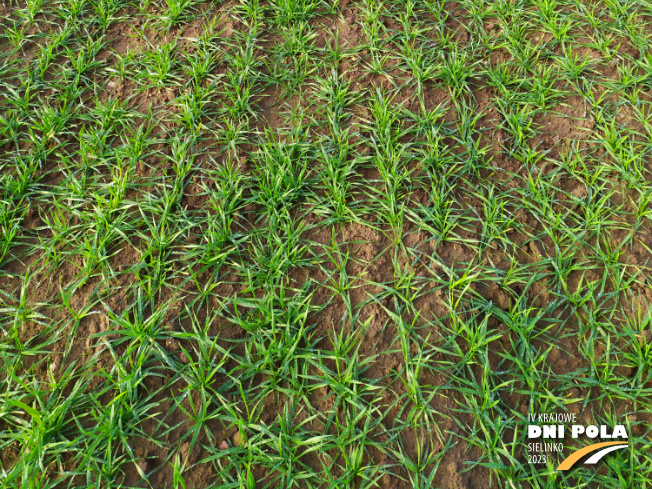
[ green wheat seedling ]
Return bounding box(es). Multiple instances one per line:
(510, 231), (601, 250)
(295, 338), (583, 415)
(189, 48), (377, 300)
(160, 0), (198, 31)
(1, 0), (651, 487)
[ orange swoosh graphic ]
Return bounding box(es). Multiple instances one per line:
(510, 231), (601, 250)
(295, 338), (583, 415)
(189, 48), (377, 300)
(556, 441), (628, 470)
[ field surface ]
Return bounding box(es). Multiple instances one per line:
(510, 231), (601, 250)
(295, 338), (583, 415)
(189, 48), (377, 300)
(1, 0), (652, 487)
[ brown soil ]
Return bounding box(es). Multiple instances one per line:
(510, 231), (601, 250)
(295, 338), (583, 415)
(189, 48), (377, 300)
(1, 1), (651, 488)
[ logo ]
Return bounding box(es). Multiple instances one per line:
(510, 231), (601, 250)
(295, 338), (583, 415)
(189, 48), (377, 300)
(526, 412), (629, 470)
(555, 441), (628, 470)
